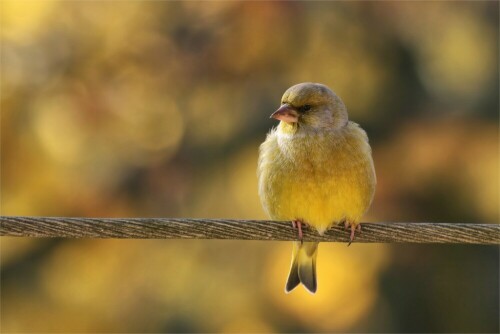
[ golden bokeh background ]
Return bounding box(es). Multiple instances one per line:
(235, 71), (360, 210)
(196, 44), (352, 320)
(1, 1), (498, 333)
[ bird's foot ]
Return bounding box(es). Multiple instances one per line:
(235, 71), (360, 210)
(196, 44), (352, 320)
(291, 220), (304, 243)
(347, 222), (361, 246)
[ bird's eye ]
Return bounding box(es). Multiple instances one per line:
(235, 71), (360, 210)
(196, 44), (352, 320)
(299, 105), (312, 113)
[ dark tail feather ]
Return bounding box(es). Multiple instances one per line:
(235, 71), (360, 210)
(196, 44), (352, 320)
(285, 241), (318, 294)
(285, 253), (300, 293)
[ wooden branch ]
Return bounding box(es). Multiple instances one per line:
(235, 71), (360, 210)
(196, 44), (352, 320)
(1, 216), (498, 244)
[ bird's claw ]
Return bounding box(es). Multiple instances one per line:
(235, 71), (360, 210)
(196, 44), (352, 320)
(292, 220), (304, 244)
(347, 222), (361, 246)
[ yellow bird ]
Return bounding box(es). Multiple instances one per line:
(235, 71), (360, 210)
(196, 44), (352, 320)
(258, 83), (376, 294)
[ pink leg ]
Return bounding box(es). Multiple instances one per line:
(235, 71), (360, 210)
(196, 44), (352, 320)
(348, 224), (356, 246)
(347, 222), (362, 246)
(297, 221), (303, 241)
(292, 220), (304, 242)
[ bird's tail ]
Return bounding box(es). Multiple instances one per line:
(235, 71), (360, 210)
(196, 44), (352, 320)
(285, 241), (318, 294)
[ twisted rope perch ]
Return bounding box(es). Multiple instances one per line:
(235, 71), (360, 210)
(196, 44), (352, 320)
(1, 216), (498, 244)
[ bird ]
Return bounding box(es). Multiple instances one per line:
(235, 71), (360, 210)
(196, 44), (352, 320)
(257, 82), (376, 294)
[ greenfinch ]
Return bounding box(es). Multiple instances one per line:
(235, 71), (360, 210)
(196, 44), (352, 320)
(258, 83), (376, 294)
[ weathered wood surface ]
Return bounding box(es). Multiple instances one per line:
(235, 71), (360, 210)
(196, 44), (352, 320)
(1, 216), (498, 244)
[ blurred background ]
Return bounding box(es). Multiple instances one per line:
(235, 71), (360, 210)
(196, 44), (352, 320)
(1, 1), (498, 333)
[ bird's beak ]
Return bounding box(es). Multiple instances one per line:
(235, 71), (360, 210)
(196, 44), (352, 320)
(270, 104), (299, 123)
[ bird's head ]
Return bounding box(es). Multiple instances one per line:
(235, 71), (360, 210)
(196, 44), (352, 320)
(271, 83), (348, 132)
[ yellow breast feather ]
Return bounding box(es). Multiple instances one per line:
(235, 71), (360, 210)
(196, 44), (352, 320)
(258, 121), (375, 234)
